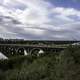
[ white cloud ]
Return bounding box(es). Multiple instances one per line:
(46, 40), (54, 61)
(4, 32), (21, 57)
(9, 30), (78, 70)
(52, 7), (80, 17)
(0, 0), (80, 40)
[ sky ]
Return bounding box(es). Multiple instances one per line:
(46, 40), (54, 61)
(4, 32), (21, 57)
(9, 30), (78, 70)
(0, 0), (80, 40)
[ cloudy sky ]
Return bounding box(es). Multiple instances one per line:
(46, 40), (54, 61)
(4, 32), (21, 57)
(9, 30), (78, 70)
(0, 0), (80, 40)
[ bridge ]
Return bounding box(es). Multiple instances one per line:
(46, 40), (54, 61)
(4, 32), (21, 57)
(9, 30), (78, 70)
(0, 44), (68, 58)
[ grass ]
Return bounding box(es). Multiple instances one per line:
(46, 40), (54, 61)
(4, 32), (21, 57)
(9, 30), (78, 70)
(0, 45), (80, 80)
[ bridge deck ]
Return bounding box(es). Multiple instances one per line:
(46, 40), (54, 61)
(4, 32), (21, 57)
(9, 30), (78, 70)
(0, 44), (69, 48)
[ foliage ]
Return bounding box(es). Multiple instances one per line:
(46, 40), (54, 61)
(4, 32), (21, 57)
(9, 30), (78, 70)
(0, 45), (80, 80)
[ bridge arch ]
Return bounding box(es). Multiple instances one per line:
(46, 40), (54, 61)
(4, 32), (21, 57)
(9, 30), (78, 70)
(8, 47), (17, 56)
(17, 48), (28, 55)
(30, 48), (44, 56)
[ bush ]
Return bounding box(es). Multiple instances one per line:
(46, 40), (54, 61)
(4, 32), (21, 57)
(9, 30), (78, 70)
(1, 46), (80, 80)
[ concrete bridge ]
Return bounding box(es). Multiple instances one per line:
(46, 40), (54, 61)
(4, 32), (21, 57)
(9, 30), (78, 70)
(0, 44), (68, 57)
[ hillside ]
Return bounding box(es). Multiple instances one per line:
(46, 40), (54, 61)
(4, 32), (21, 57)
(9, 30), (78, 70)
(0, 45), (80, 80)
